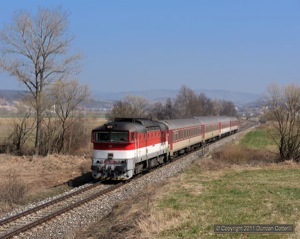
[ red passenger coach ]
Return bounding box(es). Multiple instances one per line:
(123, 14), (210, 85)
(160, 119), (203, 158)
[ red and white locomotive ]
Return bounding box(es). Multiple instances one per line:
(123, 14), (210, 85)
(91, 116), (239, 180)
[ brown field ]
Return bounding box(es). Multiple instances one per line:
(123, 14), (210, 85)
(0, 116), (107, 145)
(0, 116), (107, 213)
(0, 154), (91, 214)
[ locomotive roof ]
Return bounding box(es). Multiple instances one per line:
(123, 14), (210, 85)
(92, 118), (167, 133)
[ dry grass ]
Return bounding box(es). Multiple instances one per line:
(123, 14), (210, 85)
(137, 208), (192, 239)
(0, 116), (108, 154)
(0, 116), (106, 213)
(0, 170), (27, 206)
(194, 144), (278, 174)
(0, 154), (91, 214)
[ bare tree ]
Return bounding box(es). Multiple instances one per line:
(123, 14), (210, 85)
(220, 100), (237, 116)
(48, 80), (89, 153)
(0, 7), (80, 155)
(164, 98), (175, 119)
(149, 101), (164, 120)
(8, 102), (35, 154)
(174, 85), (199, 118)
(264, 83), (300, 162)
(107, 95), (150, 120)
(150, 98), (175, 120)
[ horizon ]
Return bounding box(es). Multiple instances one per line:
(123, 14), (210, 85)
(0, 1), (299, 95)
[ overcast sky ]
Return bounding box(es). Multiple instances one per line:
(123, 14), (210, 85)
(0, 0), (299, 94)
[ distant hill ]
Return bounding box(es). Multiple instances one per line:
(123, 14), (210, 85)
(92, 89), (261, 108)
(0, 89), (261, 110)
(0, 90), (26, 102)
(0, 89), (114, 111)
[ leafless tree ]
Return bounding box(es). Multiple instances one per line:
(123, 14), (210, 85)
(47, 80), (89, 153)
(0, 7), (80, 155)
(8, 102), (35, 154)
(197, 93), (210, 116)
(107, 95), (150, 120)
(174, 85), (199, 118)
(150, 98), (175, 120)
(220, 100), (237, 116)
(264, 83), (300, 162)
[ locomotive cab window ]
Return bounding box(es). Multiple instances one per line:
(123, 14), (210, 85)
(94, 131), (128, 142)
(112, 132), (128, 142)
(94, 132), (109, 142)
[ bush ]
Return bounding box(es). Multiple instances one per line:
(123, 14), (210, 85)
(197, 144), (278, 172)
(0, 170), (27, 206)
(213, 144), (276, 165)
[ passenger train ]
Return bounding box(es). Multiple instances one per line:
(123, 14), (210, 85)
(91, 116), (239, 180)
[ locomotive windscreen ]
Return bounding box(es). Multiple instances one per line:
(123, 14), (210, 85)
(94, 131), (128, 142)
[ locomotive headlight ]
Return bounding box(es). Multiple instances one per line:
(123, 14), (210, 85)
(95, 160), (104, 164)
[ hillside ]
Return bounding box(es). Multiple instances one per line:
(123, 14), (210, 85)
(0, 90), (25, 103)
(92, 89), (260, 108)
(0, 88), (261, 110)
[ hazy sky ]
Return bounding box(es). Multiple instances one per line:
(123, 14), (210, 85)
(0, 0), (299, 94)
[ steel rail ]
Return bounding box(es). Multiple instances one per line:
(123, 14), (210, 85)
(0, 183), (100, 227)
(0, 183), (122, 239)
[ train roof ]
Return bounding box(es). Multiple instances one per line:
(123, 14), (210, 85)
(160, 118), (201, 130)
(161, 116), (238, 130)
(92, 118), (167, 133)
(193, 116), (237, 123)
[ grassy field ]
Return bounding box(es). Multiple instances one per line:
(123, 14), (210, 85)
(239, 125), (277, 151)
(148, 166), (300, 239)
(135, 125), (299, 239)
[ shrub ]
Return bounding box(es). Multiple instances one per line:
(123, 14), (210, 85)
(213, 144), (276, 165)
(0, 170), (27, 206)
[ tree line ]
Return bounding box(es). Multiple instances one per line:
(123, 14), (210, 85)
(107, 85), (237, 120)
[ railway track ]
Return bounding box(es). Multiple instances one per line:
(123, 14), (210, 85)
(0, 122), (256, 238)
(0, 183), (122, 239)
